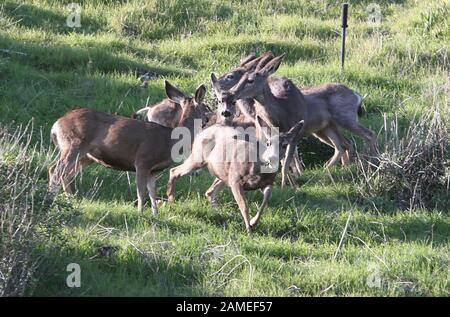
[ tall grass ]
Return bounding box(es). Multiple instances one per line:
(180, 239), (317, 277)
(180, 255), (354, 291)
(0, 122), (73, 296)
(0, 0), (449, 296)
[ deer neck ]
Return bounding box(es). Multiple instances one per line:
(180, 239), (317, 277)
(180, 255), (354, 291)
(176, 107), (203, 145)
(236, 99), (256, 123)
(252, 82), (282, 129)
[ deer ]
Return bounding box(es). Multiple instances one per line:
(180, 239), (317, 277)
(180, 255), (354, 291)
(212, 53), (378, 186)
(130, 52), (269, 127)
(166, 114), (304, 234)
(131, 94), (213, 128)
(132, 52), (305, 181)
(48, 81), (209, 215)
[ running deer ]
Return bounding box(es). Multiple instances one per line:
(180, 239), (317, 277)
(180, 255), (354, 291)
(213, 53), (378, 186)
(48, 81), (209, 215)
(166, 115), (304, 234)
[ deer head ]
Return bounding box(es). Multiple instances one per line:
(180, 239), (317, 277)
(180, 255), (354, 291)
(213, 51), (274, 90)
(212, 53), (285, 122)
(232, 53), (285, 101)
(164, 80), (210, 128)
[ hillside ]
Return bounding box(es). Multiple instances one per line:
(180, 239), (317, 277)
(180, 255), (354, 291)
(0, 0), (449, 296)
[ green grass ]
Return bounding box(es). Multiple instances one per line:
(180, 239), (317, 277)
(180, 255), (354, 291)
(0, 0), (449, 296)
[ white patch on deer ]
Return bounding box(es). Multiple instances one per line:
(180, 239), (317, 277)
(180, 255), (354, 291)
(354, 92), (362, 107)
(51, 121), (61, 143)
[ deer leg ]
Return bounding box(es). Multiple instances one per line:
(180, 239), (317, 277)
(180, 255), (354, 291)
(135, 167), (148, 213)
(341, 122), (379, 158)
(51, 150), (89, 195)
(147, 173), (158, 216)
(62, 157), (93, 194)
(293, 146), (304, 175)
(167, 156), (205, 202)
(321, 127), (345, 168)
(313, 129), (351, 167)
(48, 163), (57, 190)
(281, 143), (295, 188)
(205, 178), (224, 209)
(288, 147), (303, 178)
(312, 131), (336, 167)
(49, 153), (72, 194)
(249, 185), (272, 228)
(287, 173), (295, 187)
(230, 183), (251, 235)
(289, 160), (299, 177)
(341, 137), (354, 165)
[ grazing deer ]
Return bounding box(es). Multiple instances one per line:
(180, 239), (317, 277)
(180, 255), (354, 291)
(48, 81), (209, 215)
(166, 115), (304, 234)
(213, 53), (378, 186)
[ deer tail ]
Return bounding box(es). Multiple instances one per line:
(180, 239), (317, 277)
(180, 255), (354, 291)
(356, 93), (365, 117)
(132, 107), (150, 120)
(50, 121), (59, 147)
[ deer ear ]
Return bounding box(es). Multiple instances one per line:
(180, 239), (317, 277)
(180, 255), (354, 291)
(194, 84), (206, 104)
(239, 53), (257, 66)
(242, 51), (273, 72)
(211, 73), (221, 96)
(165, 80), (186, 104)
(258, 53), (285, 76)
(230, 72), (248, 95)
(286, 120), (304, 142)
(254, 51), (274, 72)
(256, 115), (273, 140)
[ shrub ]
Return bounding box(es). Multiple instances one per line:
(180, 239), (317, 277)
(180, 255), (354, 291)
(357, 100), (449, 210)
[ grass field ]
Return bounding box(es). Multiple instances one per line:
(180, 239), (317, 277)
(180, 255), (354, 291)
(0, 0), (449, 296)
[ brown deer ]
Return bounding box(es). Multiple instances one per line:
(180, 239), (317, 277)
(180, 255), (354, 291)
(130, 52), (269, 127)
(48, 81), (209, 215)
(132, 52), (304, 181)
(166, 115), (304, 234)
(132, 95), (213, 128)
(213, 53), (378, 186)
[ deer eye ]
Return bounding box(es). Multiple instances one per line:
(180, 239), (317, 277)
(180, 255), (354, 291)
(247, 78), (254, 84)
(226, 74), (234, 79)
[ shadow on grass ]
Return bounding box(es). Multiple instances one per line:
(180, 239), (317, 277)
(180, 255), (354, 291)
(1, 1), (106, 35)
(0, 33), (190, 76)
(31, 243), (206, 296)
(208, 38), (329, 65)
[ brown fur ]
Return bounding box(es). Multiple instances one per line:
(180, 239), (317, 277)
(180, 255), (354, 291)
(49, 81), (209, 215)
(215, 53), (378, 186)
(166, 118), (304, 234)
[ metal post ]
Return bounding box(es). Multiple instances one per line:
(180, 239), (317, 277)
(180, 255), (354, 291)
(341, 3), (348, 69)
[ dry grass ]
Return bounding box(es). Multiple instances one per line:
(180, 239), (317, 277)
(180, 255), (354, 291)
(0, 123), (73, 296)
(357, 88), (449, 210)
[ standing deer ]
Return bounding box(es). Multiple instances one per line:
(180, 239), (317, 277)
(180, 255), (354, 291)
(132, 52), (304, 181)
(210, 52), (306, 178)
(166, 115), (304, 234)
(213, 53), (378, 186)
(132, 95), (213, 128)
(48, 81), (209, 215)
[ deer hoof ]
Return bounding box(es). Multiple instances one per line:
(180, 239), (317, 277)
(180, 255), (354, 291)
(249, 217), (259, 227)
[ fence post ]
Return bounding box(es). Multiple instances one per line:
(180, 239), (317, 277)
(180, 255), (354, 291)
(341, 3), (349, 69)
